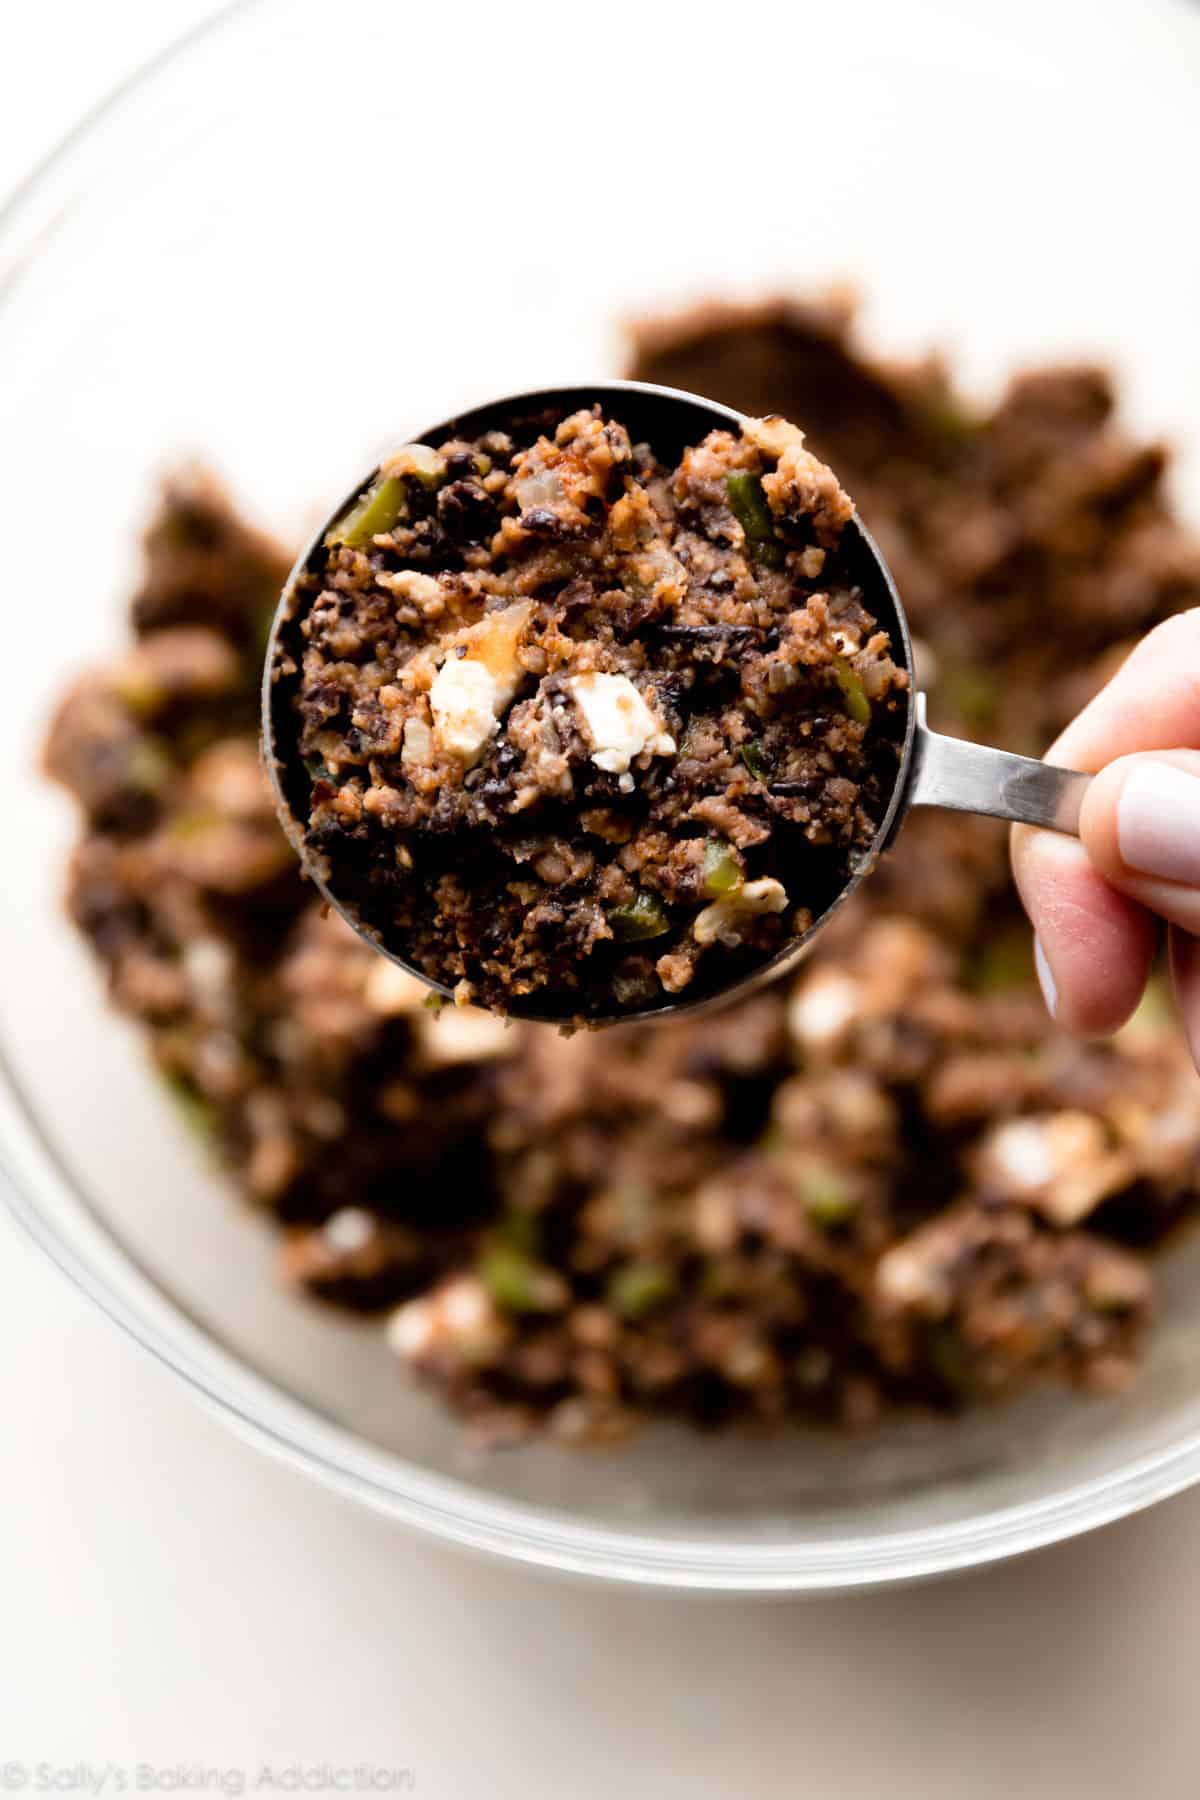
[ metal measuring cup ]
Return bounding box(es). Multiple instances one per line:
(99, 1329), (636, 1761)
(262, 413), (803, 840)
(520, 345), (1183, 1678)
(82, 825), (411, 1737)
(263, 381), (1088, 1025)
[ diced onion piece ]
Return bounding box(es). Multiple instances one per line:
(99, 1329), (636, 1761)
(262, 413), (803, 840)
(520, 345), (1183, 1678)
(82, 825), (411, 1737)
(694, 877), (787, 947)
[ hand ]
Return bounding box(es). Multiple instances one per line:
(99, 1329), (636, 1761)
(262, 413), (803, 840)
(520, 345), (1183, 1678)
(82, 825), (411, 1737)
(1011, 611), (1200, 1066)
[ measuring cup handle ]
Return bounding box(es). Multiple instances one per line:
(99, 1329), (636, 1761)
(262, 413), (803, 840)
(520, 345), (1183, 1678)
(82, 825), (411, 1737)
(907, 695), (1091, 835)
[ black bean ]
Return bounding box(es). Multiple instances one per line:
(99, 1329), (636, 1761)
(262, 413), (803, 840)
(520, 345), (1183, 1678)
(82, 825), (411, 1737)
(520, 507), (567, 537)
(437, 480), (497, 544)
(655, 623), (760, 644)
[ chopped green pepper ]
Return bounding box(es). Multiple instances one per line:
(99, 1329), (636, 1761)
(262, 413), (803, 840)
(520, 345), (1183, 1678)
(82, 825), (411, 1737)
(253, 610), (276, 660)
(607, 1183), (653, 1243)
(387, 443), (446, 487)
(943, 666), (998, 731)
(702, 838), (743, 898)
(325, 475), (409, 549)
(725, 471), (785, 568)
(699, 1259), (739, 1300)
(479, 1242), (563, 1313)
(163, 1074), (219, 1144)
(798, 1162), (857, 1227)
(923, 1322), (977, 1398)
(497, 1206), (541, 1257)
(740, 741), (769, 782)
(125, 739), (173, 794)
(607, 1260), (677, 1321)
(609, 892), (671, 942)
(919, 390), (981, 453)
(968, 929), (1033, 993)
(167, 806), (221, 840)
(792, 1346), (834, 1389)
(833, 655), (872, 726)
(112, 667), (165, 720)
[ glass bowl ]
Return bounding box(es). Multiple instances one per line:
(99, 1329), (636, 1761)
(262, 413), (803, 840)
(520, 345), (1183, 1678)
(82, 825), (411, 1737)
(3, 0), (1200, 1592)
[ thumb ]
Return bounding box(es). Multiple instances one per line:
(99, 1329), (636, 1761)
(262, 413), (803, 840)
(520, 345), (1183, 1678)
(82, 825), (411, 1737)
(1011, 613), (1200, 1038)
(1079, 750), (1200, 935)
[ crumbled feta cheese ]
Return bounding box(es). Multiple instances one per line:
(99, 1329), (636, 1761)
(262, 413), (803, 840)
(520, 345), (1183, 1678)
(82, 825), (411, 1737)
(978, 1111), (1135, 1227)
(875, 1244), (944, 1310)
(986, 1118), (1059, 1194)
(743, 414), (808, 459)
(693, 877), (788, 947)
(421, 1009), (510, 1065)
(182, 937), (233, 1002)
(383, 569), (443, 608)
(443, 1277), (494, 1336)
(387, 1295), (438, 1358)
(400, 714), (434, 768)
(387, 1274), (505, 1362)
(1040, 1155), (1136, 1227)
(1140, 1093), (1200, 1170)
(787, 969), (861, 1050)
(692, 1179), (738, 1252)
(429, 602), (532, 763)
(722, 1338), (775, 1387)
(568, 672), (676, 776)
(430, 657), (503, 761)
(661, 1079), (721, 1129)
(364, 957), (428, 1015)
(322, 1207), (375, 1253)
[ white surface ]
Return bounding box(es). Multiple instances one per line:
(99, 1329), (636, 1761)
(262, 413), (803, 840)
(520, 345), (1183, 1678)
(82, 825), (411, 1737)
(5, 0), (1200, 1790)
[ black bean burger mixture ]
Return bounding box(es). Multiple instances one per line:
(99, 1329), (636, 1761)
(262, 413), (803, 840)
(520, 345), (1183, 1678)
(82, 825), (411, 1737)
(44, 295), (1200, 1445)
(276, 411), (907, 1019)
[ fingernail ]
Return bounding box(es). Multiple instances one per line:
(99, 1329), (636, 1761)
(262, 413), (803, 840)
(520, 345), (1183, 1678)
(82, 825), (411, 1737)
(1034, 936), (1057, 1019)
(1118, 763), (1200, 886)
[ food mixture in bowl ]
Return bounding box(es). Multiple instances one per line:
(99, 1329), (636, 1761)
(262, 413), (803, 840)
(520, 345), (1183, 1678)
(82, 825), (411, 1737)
(276, 410), (907, 1019)
(44, 295), (1200, 1445)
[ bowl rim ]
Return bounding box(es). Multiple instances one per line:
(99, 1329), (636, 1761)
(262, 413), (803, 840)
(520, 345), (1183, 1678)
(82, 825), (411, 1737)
(4, 0), (1200, 1593)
